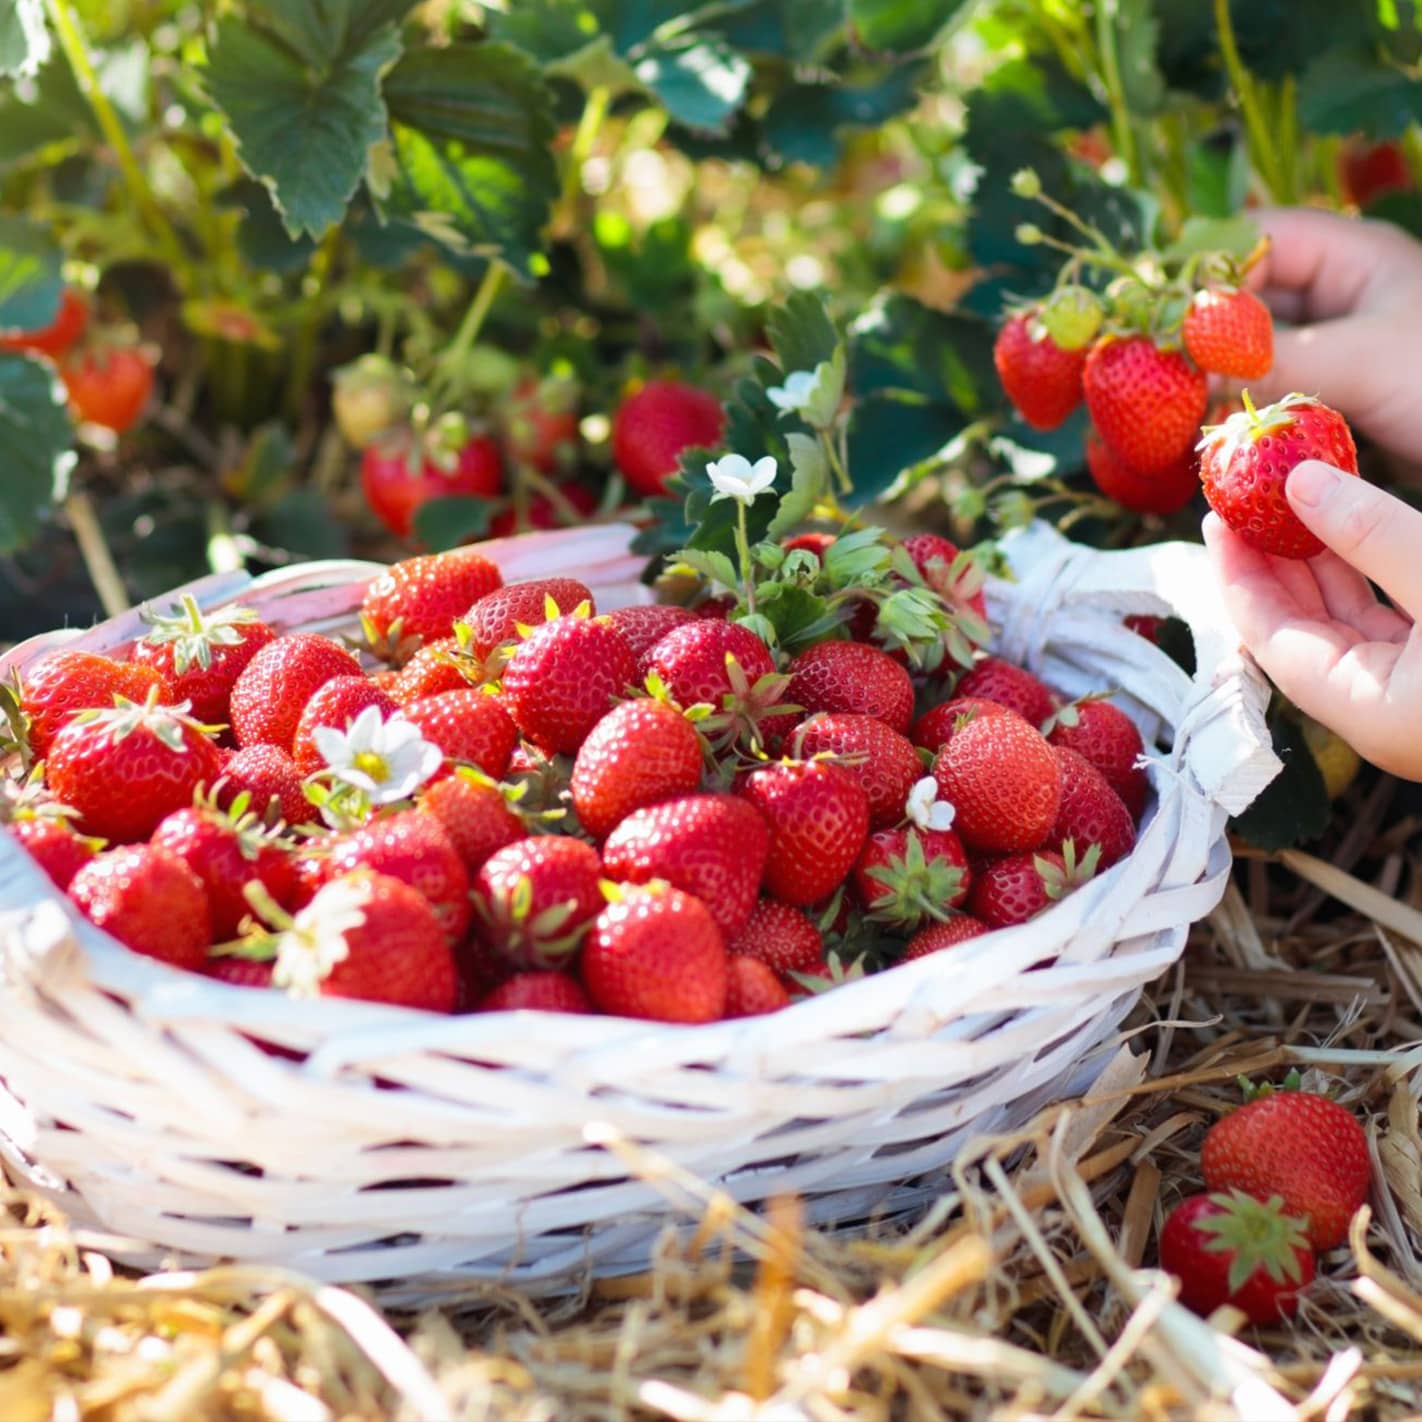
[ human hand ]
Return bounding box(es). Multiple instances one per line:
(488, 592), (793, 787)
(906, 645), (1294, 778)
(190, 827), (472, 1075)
(1245, 208), (1422, 475)
(1203, 460), (1422, 780)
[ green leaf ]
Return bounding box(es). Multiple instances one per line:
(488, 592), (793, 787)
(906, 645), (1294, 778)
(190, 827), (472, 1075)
(716, 0), (845, 59)
(0, 354), (74, 553)
(1162, 214), (1260, 263)
(845, 395), (964, 504)
(754, 582), (837, 651)
(766, 431), (827, 539)
(849, 0), (967, 52)
(634, 35), (751, 131)
(762, 64), (925, 167)
(252, 487), (351, 561)
(219, 179), (318, 274)
(1297, 47), (1422, 137)
(411, 494), (492, 552)
(0, 0), (48, 79)
(1185, 133), (1249, 218)
(674, 546), (740, 589)
(1114, 0), (1165, 117)
(381, 43), (559, 277)
(767, 291), (839, 378)
(1230, 714), (1330, 850)
(0, 216), (62, 333)
(850, 295), (997, 412)
(205, 0), (412, 239)
(490, 0), (603, 62)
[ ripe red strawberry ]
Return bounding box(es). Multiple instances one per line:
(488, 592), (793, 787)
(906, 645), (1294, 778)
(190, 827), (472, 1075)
(19, 650), (171, 759)
(69, 843), (211, 969)
(1339, 139), (1411, 207)
(229, 633), (362, 751)
(787, 640), (915, 734)
(739, 761), (869, 908)
(478, 971), (593, 1014)
(360, 430), (502, 541)
(1049, 746), (1136, 868)
(725, 956), (790, 1017)
(570, 698), (704, 839)
(601, 793), (768, 939)
(216, 744), (311, 827)
(727, 898), (824, 981)
(417, 771), (523, 873)
(1182, 287), (1274, 381)
(270, 871), (456, 1012)
(133, 598), (276, 726)
(932, 714), (1062, 854)
(1201, 1090), (1370, 1251)
(902, 915), (989, 961)
(1198, 394), (1359, 560)
(473, 835), (604, 968)
(8, 817), (98, 891)
(1159, 1192), (1315, 1324)
(325, 810), (471, 944)
(47, 695), (222, 843)
(400, 688), (519, 781)
(362, 548), (503, 652)
(1085, 426), (1200, 516)
(854, 826), (969, 925)
(900, 533), (988, 618)
(151, 802), (295, 939)
(1046, 698), (1149, 820)
(389, 637), (489, 704)
(488, 481), (599, 537)
(500, 613), (638, 755)
(781, 531), (836, 557)
(605, 603), (697, 669)
(910, 696), (1013, 754)
(1083, 336), (1208, 474)
(612, 379), (726, 497)
(993, 311), (1086, 431)
(791, 713), (919, 829)
(581, 882), (728, 1023)
(291, 677), (399, 775)
(968, 848), (1089, 928)
(644, 619), (776, 709)
(0, 286), (88, 358)
(954, 658), (1056, 727)
(453, 932), (510, 1010)
(1124, 613), (1163, 644)
(461, 577), (594, 659)
(205, 955), (275, 989)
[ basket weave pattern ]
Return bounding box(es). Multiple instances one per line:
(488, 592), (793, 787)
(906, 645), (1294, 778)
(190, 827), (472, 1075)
(0, 522), (1278, 1299)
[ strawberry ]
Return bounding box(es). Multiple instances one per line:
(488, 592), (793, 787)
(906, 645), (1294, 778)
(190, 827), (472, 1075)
(781, 531), (837, 557)
(967, 842), (1097, 928)
(739, 761), (869, 908)
(478, 971), (593, 1014)
(581, 882), (728, 1023)
(205, 955), (275, 989)
(853, 826), (969, 925)
(360, 430), (502, 541)
(215, 744), (311, 827)
(69, 843), (211, 969)
(229, 633), (362, 752)
(269, 871), (457, 1012)
(787, 640), (915, 734)
(1200, 1090), (1370, 1251)
(151, 800), (295, 939)
(400, 689), (519, 781)
(453, 932), (511, 1010)
(18, 650), (171, 759)
(644, 619), (776, 709)
(0, 286), (88, 358)
(500, 612), (638, 755)
(133, 598), (276, 726)
(1198, 394), (1359, 560)
(954, 658), (1057, 727)
(389, 638), (489, 704)
(570, 698), (704, 840)
(1159, 1192), (1315, 1324)
(1124, 613), (1163, 644)
(417, 770), (524, 873)
(488, 481), (599, 538)
(727, 899), (824, 981)
(604, 603), (697, 669)
(461, 578), (594, 659)
(504, 375), (580, 474)
(1045, 698), (1148, 821)
(1339, 139), (1411, 207)
(473, 835), (604, 969)
(1085, 426), (1200, 516)
(325, 810), (471, 944)
(1049, 746), (1136, 868)
(291, 676), (399, 775)
(362, 548), (503, 654)
(790, 712), (920, 829)
(601, 793), (768, 939)
(900, 532), (988, 619)
(725, 956), (790, 1017)
(1083, 336), (1208, 475)
(8, 817), (98, 891)
(932, 713), (1062, 854)
(47, 694), (222, 843)
(902, 915), (989, 961)
(993, 311), (1086, 430)
(612, 380), (726, 498)
(910, 696), (1013, 754)
(1182, 287), (1273, 381)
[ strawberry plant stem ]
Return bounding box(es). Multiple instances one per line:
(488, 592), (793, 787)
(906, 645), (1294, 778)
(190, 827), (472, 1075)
(437, 261), (507, 401)
(1093, 0), (1140, 186)
(734, 502), (756, 616)
(1213, 0), (1284, 200)
(562, 85), (610, 211)
(63, 489), (129, 618)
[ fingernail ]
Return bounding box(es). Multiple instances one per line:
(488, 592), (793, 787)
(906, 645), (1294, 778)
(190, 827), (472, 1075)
(1287, 461), (1339, 508)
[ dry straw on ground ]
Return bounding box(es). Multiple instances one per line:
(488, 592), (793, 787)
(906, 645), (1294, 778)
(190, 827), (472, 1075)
(1, 810), (1420, 1421)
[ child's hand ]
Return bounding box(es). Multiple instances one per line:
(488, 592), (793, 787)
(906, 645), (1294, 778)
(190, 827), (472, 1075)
(1203, 461), (1422, 780)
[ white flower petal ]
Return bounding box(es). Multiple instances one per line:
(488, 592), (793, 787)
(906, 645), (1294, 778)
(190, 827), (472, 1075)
(273, 876), (369, 997)
(906, 775), (954, 833)
(311, 724), (354, 770)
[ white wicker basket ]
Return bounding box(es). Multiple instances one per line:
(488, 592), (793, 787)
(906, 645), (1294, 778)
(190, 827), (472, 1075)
(0, 521), (1278, 1301)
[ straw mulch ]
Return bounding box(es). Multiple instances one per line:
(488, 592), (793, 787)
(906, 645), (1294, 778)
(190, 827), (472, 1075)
(3, 798), (1421, 1420)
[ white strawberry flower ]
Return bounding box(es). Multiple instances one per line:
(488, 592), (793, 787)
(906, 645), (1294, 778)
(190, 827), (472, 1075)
(272, 876), (371, 997)
(765, 349), (845, 429)
(906, 776), (956, 833)
(766, 368), (819, 414)
(706, 452), (778, 506)
(311, 705), (441, 804)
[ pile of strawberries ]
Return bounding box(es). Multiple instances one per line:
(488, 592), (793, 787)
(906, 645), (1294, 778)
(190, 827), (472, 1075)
(2, 532), (1152, 1024)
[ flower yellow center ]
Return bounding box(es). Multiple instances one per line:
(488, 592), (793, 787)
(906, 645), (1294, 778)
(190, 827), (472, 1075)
(353, 750), (389, 782)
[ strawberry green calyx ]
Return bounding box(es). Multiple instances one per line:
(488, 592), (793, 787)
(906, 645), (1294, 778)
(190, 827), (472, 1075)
(1038, 839), (1102, 900)
(1236, 1069), (1304, 1103)
(140, 595), (261, 675)
(863, 829), (966, 928)
(1198, 1190), (1311, 1294)
(70, 688), (219, 754)
(1198, 390), (1313, 453)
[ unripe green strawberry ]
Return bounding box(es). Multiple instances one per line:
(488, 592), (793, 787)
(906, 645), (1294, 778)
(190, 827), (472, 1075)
(331, 355), (416, 450)
(1040, 284), (1103, 351)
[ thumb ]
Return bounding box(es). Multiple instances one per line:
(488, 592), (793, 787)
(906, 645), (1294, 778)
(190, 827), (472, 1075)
(1287, 461), (1422, 617)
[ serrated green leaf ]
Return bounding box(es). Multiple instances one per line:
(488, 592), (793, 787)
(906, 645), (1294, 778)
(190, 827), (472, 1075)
(1297, 47), (1422, 136)
(0, 354), (74, 553)
(488, 0), (603, 63)
(634, 35), (750, 131)
(0, 216), (62, 333)
(675, 546), (740, 589)
(849, 0), (967, 52)
(767, 291), (839, 378)
(754, 582), (837, 652)
(845, 395), (964, 503)
(0, 0), (48, 80)
(1162, 214), (1260, 263)
(766, 431), (827, 539)
(410, 494), (492, 552)
(762, 63), (925, 167)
